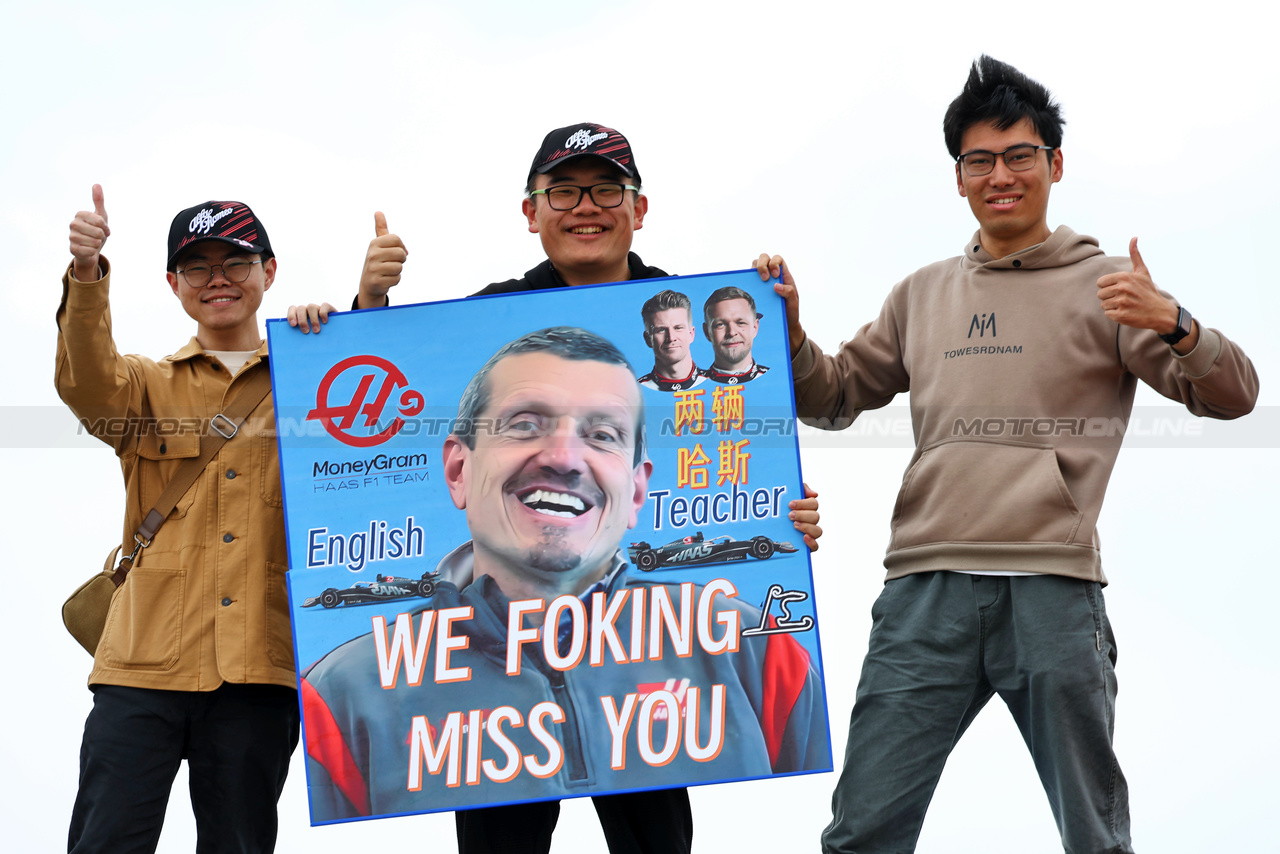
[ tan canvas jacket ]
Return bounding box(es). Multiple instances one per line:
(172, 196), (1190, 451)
(56, 259), (295, 691)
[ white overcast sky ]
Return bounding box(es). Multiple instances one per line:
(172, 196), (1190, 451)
(2, 2), (1276, 852)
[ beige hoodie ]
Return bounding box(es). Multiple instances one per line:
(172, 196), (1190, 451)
(793, 227), (1258, 583)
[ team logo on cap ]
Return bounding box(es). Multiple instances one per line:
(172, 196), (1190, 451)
(189, 207), (235, 235)
(565, 129), (609, 151)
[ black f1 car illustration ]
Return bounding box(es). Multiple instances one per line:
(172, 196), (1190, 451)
(301, 571), (439, 608)
(627, 531), (797, 571)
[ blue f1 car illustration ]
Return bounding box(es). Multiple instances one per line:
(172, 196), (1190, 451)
(302, 571), (439, 608)
(626, 531), (797, 571)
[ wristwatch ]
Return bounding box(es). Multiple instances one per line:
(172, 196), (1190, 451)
(1159, 305), (1193, 345)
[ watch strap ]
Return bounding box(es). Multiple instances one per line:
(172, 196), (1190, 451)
(1159, 305), (1192, 345)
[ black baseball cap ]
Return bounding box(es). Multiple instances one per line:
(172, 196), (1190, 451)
(166, 201), (274, 270)
(528, 123), (641, 184)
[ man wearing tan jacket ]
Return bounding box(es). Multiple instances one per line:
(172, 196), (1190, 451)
(761, 57), (1259, 853)
(58, 187), (328, 853)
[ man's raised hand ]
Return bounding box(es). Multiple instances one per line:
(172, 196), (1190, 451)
(70, 184), (111, 282)
(755, 253), (805, 357)
(1096, 238), (1178, 332)
(357, 211), (408, 309)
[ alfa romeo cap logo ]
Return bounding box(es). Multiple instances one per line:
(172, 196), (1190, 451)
(307, 355), (425, 447)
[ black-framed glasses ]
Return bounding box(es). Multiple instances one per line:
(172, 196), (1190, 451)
(528, 183), (639, 211)
(178, 258), (262, 287)
(957, 145), (1055, 176)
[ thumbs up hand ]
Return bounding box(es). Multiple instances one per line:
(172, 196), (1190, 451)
(70, 184), (111, 281)
(357, 211), (408, 309)
(1095, 237), (1180, 335)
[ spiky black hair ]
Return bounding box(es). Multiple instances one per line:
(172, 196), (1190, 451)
(943, 55), (1064, 158)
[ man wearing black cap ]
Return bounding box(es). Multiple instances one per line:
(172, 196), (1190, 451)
(58, 186), (329, 853)
(351, 123), (662, 309)
(322, 124), (822, 854)
(350, 122), (688, 854)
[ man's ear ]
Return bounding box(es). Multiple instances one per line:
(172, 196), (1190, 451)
(441, 435), (470, 510)
(167, 271), (180, 297)
(626, 459), (654, 529)
(642, 329), (652, 348)
(632, 193), (648, 231)
(956, 163), (967, 198)
(1051, 148), (1064, 184)
(262, 257), (278, 292)
(523, 197), (539, 234)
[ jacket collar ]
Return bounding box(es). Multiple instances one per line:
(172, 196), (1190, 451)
(435, 540), (629, 596)
(169, 336), (270, 363)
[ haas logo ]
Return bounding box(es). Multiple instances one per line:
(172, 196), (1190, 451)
(307, 355), (425, 447)
(674, 544), (713, 561)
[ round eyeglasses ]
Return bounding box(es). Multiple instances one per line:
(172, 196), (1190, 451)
(177, 258), (262, 287)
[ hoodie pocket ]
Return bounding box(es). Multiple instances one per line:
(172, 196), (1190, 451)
(890, 439), (1083, 549)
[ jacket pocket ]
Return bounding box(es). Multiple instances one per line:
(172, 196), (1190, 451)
(890, 439), (1083, 549)
(100, 564), (186, 670)
(136, 430), (200, 520)
(265, 562), (295, 668)
(254, 433), (283, 508)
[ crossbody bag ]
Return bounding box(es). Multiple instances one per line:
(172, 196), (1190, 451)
(61, 368), (273, 655)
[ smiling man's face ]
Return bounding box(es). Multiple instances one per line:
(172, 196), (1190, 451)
(956, 116), (1063, 259)
(522, 159), (647, 287)
(167, 240), (275, 350)
(443, 351), (651, 598)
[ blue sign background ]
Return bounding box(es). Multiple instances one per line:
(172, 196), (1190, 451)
(268, 269), (831, 824)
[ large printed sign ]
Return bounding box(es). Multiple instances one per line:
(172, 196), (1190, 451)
(267, 270), (832, 825)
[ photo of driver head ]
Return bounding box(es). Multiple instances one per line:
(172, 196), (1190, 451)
(637, 289), (705, 392)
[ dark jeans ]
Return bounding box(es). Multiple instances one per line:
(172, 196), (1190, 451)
(68, 683), (300, 854)
(822, 572), (1134, 854)
(455, 788), (693, 854)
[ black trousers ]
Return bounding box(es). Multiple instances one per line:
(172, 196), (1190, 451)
(455, 789), (694, 854)
(68, 683), (300, 854)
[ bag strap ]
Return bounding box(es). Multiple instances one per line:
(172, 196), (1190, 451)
(112, 365), (273, 585)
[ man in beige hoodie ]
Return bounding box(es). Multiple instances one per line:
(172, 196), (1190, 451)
(760, 56), (1258, 853)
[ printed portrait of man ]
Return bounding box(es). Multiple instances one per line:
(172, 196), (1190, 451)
(702, 286), (770, 384)
(637, 289), (706, 392)
(300, 327), (826, 822)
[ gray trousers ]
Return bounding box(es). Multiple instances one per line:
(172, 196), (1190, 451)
(822, 572), (1134, 854)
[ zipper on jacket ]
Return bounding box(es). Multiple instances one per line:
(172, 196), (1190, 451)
(546, 667), (589, 783)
